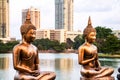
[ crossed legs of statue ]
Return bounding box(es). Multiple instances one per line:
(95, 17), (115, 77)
(81, 67), (114, 78)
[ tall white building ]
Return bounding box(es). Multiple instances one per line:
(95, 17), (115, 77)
(0, 0), (9, 38)
(22, 7), (40, 29)
(55, 0), (73, 31)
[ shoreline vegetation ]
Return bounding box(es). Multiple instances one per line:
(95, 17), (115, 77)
(98, 53), (120, 58)
(1, 50), (120, 58)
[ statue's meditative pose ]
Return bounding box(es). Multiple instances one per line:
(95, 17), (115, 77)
(78, 17), (114, 79)
(13, 10), (56, 80)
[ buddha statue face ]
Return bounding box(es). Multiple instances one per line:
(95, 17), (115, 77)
(20, 23), (36, 43)
(86, 31), (96, 43)
(24, 28), (36, 43)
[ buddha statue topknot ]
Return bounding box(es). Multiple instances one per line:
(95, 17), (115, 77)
(13, 10), (56, 80)
(78, 16), (114, 80)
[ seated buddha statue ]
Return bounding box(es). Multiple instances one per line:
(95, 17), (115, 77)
(78, 16), (114, 79)
(13, 10), (56, 80)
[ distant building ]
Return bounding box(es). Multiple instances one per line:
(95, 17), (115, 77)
(0, 0), (9, 38)
(55, 0), (73, 31)
(36, 29), (82, 43)
(50, 29), (65, 43)
(22, 7), (40, 29)
(36, 29), (50, 39)
(36, 29), (65, 43)
(0, 37), (17, 43)
(66, 31), (82, 41)
(113, 30), (120, 39)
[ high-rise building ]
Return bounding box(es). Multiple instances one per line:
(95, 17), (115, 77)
(22, 7), (40, 29)
(55, 0), (73, 31)
(0, 0), (9, 38)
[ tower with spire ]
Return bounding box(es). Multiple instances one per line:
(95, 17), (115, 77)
(55, 0), (73, 31)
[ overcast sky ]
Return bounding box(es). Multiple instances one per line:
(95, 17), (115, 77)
(10, 0), (120, 39)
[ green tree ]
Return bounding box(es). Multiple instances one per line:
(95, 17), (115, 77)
(73, 35), (84, 49)
(101, 35), (120, 54)
(95, 26), (113, 52)
(95, 26), (112, 39)
(95, 26), (120, 54)
(0, 41), (19, 53)
(66, 38), (73, 49)
(33, 38), (66, 52)
(33, 38), (51, 50)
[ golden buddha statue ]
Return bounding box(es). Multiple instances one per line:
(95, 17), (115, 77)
(78, 16), (114, 80)
(13, 10), (56, 80)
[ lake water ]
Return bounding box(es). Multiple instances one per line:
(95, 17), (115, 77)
(0, 53), (119, 80)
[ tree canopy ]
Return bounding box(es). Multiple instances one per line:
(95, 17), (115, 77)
(95, 26), (120, 54)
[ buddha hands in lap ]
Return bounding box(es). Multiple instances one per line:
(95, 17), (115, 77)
(78, 17), (114, 78)
(13, 10), (56, 80)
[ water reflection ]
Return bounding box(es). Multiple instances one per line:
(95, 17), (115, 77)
(100, 59), (119, 68)
(0, 53), (120, 80)
(0, 57), (9, 70)
(0, 54), (16, 80)
(40, 58), (75, 80)
(55, 58), (73, 71)
(100, 58), (119, 80)
(55, 58), (75, 80)
(40, 59), (55, 71)
(100, 60), (118, 67)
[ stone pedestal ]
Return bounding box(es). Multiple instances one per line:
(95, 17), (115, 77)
(80, 76), (114, 80)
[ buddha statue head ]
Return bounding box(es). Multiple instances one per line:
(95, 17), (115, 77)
(83, 16), (96, 39)
(20, 10), (36, 37)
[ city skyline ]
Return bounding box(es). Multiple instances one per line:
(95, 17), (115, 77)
(10, 0), (120, 39)
(55, 0), (73, 31)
